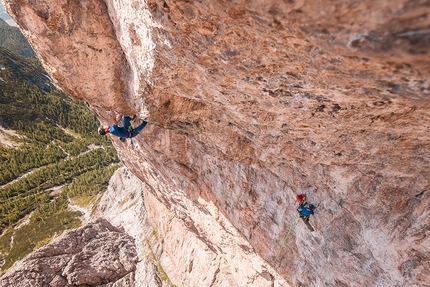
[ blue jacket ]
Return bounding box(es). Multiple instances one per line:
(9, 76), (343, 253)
(109, 125), (129, 138)
(298, 203), (314, 217)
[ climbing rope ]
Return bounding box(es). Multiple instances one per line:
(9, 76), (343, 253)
(271, 212), (300, 269)
(147, 118), (308, 270)
(145, 119), (306, 269)
(259, 152), (306, 269)
(241, 140), (302, 192)
(147, 121), (205, 135)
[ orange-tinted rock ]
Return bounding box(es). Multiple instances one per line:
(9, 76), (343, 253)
(5, 0), (134, 115)
(4, 0), (430, 286)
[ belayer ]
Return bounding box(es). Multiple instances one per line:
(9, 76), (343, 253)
(296, 193), (315, 221)
(98, 112), (147, 142)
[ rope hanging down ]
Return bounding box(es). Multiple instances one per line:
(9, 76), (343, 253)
(149, 118), (306, 270)
(131, 115), (305, 270)
(271, 212), (300, 268)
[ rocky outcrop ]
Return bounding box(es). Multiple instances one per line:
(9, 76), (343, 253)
(0, 167), (287, 287)
(0, 219), (137, 286)
(3, 0), (430, 286)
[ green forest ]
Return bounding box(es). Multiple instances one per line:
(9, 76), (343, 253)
(0, 27), (119, 271)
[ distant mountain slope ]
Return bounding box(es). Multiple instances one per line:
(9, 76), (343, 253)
(0, 45), (119, 271)
(0, 47), (49, 91)
(0, 46), (89, 135)
(0, 18), (34, 58)
(0, 3), (15, 26)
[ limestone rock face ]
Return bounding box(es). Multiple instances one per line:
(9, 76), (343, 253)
(0, 219), (137, 286)
(94, 167), (287, 287)
(3, 0), (430, 286)
(3, 0), (134, 115)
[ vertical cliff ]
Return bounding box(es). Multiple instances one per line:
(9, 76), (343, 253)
(2, 0), (430, 286)
(95, 167), (287, 286)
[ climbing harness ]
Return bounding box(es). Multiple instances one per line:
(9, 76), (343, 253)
(126, 125), (134, 138)
(99, 110), (310, 268)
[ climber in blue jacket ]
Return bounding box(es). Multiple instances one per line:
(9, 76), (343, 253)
(297, 202), (315, 220)
(98, 112), (147, 142)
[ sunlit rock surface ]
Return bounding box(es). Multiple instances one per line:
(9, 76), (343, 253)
(3, 0), (430, 286)
(95, 167), (287, 286)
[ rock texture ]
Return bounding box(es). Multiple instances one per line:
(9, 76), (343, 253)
(0, 219), (137, 286)
(3, 0), (134, 115)
(3, 0), (430, 286)
(95, 167), (287, 287)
